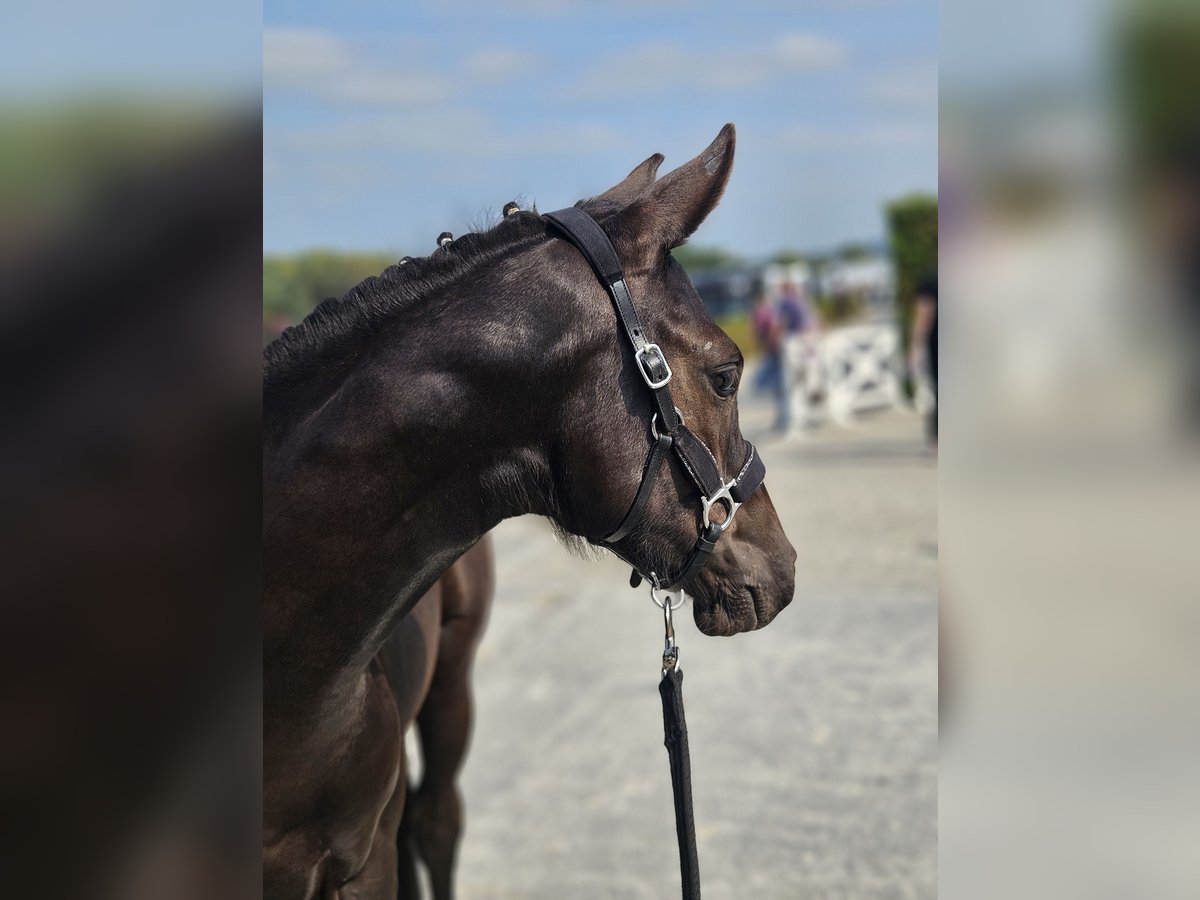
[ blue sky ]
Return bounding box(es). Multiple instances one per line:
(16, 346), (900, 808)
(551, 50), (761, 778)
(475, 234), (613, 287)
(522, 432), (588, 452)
(264, 0), (937, 258)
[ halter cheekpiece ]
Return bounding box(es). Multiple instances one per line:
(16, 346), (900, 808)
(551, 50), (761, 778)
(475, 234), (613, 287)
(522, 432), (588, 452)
(544, 206), (767, 590)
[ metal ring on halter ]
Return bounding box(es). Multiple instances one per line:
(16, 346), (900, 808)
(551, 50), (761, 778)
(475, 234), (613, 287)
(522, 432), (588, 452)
(701, 480), (742, 534)
(649, 409), (684, 442)
(650, 577), (686, 612)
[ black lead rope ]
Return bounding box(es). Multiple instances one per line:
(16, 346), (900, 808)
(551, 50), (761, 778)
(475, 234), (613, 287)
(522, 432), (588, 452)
(661, 668), (700, 899)
(656, 588), (702, 900)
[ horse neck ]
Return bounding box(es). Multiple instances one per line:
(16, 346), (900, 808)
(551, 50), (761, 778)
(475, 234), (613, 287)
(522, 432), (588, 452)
(264, 274), (567, 717)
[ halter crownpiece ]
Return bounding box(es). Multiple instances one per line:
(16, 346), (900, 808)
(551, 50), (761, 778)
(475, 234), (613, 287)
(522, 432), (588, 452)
(544, 206), (767, 590)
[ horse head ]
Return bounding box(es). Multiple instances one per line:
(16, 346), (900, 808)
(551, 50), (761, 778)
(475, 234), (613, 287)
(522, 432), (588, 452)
(540, 125), (797, 635)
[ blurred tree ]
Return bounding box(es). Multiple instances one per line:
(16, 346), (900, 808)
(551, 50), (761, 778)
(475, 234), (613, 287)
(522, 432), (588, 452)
(768, 249), (808, 267)
(815, 292), (863, 327)
(886, 193), (938, 363)
(671, 243), (741, 274)
(1119, 5), (1200, 174)
(263, 250), (397, 336)
(1118, 5), (1200, 426)
(836, 241), (874, 261)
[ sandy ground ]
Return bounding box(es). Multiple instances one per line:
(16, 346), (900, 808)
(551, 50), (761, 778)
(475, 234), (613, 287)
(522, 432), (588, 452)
(446, 385), (938, 899)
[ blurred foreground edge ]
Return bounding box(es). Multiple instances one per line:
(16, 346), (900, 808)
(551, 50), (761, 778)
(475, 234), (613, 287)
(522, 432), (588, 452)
(0, 110), (262, 900)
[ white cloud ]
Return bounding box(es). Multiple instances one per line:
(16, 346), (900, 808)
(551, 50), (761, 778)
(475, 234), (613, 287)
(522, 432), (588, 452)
(568, 32), (847, 98)
(778, 122), (935, 151)
(462, 47), (543, 82)
(282, 110), (491, 154)
(494, 0), (579, 12)
(279, 111), (625, 159)
(773, 32), (851, 68)
(865, 60), (938, 109)
(263, 27), (351, 87)
(264, 26), (454, 108)
(475, 0), (891, 13)
(322, 70), (456, 106)
(264, 26), (542, 108)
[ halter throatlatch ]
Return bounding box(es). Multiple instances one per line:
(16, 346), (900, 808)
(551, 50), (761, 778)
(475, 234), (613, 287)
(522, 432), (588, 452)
(544, 206), (767, 590)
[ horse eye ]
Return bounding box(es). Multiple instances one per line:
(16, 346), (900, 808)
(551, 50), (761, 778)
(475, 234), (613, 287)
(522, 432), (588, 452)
(712, 368), (738, 397)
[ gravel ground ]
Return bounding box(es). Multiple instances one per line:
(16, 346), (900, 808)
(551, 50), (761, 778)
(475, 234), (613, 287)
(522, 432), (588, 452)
(448, 387), (938, 899)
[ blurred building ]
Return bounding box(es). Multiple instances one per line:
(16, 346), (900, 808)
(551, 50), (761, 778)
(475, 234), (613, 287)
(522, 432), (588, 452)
(761, 261), (815, 299)
(817, 253), (896, 316)
(690, 267), (763, 318)
(686, 252), (895, 324)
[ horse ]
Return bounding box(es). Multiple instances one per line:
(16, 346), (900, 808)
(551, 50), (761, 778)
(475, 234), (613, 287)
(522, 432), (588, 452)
(381, 539), (492, 900)
(263, 123), (797, 899)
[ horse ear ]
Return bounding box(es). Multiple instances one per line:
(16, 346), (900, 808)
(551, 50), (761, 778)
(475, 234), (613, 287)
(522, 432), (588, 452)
(594, 153), (665, 207)
(620, 123), (735, 254)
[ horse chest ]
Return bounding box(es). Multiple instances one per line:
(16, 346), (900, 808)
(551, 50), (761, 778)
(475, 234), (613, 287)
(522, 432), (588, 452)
(265, 671), (404, 898)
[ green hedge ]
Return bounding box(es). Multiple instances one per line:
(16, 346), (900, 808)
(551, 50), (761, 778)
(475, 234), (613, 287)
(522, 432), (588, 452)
(885, 193), (938, 360)
(264, 250), (398, 327)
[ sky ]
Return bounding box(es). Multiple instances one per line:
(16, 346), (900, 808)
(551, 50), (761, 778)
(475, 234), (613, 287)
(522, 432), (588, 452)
(1, 0), (261, 97)
(264, 0), (937, 259)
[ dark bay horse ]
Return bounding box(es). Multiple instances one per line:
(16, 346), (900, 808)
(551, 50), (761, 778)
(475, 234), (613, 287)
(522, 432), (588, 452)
(380, 540), (492, 899)
(263, 124), (796, 899)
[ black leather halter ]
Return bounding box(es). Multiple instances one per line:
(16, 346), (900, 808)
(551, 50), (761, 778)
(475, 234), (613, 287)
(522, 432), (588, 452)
(544, 207), (767, 590)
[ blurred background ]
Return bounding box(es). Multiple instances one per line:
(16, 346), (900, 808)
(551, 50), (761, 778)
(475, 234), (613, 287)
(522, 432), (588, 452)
(264, 2), (939, 898)
(941, 1), (1200, 898)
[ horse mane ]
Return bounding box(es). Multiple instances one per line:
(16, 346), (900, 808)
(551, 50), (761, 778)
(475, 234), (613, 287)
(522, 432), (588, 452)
(263, 198), (623, 392)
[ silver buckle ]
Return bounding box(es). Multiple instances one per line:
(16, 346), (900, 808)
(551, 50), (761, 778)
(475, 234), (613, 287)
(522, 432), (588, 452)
(634, 343), (672, 389)
(701, 480), (742, 534)
(649, 408), (684, 441)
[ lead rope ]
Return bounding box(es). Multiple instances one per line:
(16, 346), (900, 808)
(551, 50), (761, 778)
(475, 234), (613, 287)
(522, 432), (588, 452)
(651, 581), (701, 900)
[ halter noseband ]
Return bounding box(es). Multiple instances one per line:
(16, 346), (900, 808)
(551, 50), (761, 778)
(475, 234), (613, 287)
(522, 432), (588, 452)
(544, 206), (767, 590)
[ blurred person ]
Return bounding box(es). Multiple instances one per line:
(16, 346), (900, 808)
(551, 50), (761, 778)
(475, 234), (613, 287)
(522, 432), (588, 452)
(909, 276), (938, 446)
(751, 289), (787, 427)
(776, 280), (822, 433)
